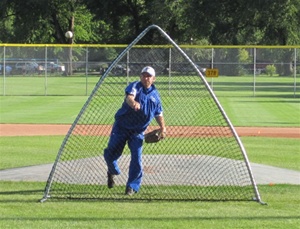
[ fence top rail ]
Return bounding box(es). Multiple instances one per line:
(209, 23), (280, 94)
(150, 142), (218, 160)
(0, 44), (299, 49)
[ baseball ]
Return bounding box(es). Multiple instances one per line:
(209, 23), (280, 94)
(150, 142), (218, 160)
(65, 31), (73, 39)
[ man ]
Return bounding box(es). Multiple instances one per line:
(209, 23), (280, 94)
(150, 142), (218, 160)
(104, 66), (166, 195)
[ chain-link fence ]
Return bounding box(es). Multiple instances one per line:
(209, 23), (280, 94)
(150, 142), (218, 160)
(0, 45), (299, 97)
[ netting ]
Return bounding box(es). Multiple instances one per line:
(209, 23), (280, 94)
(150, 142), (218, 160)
(41, 25), (261, 202)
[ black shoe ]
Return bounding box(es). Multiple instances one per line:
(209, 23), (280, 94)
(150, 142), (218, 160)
(107, 172), (115, 189)
(125, 186), (136, 196)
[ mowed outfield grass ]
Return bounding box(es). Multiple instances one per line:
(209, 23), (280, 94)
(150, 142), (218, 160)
(0, 181), (299, 229)
(0, 136), (300, 171)
(0, 74), (299, 97)
(0, 75), (299, 125)
(0, 75), (299, 228)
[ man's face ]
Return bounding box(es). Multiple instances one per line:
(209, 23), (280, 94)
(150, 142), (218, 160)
(140, 72), (156, 89)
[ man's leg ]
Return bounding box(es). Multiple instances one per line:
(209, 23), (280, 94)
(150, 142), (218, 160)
(104, 124), (127, 176)
(126, 133), (144, 193)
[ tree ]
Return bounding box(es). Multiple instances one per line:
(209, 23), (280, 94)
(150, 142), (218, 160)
(0, 0), (107, 44)
(0, 0), (18, 43)
(255, 0), (300, 45)
(0, 0), (299, 45)
(184, 0), (300, 45)
(85, 0), (193, 44)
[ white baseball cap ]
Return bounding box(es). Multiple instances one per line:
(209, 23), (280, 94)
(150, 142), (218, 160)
(141, 66), (155, 76)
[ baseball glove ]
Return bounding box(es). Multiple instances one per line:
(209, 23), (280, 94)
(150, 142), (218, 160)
(144, 129), (165, 143)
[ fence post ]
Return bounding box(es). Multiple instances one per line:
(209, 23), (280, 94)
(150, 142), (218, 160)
(85, 47), (88, 96)
(253, 47), (256, 97)
(168, 47), (171, 95)
(294, 48), (297, 98)
(2, 46), (5, 96)
(45, 46), (48, 96)
(210, 48), (214, 90)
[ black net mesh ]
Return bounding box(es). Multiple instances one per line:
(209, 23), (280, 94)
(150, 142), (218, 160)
(42, 25), (260, 202)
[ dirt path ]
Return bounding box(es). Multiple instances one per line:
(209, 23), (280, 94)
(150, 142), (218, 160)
(0, 124), (299, 138)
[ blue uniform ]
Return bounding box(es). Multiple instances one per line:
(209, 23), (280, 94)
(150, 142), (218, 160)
(104, 81), (163, 192)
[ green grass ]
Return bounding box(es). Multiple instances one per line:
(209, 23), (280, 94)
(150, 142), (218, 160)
(0, 182), (299, 228)
(0, 76), (99, 96)
(46, 183), (254, 201)
(218, 96), (300, 126)
(209, 75), (300, 97)
(241, 137), (300, 171)
(1, 75), (299, 97)
(1, 76), (299, 126)
(0, 95), (299, 126)
(1, 136), (299, 171)
(0, 75), (299, 228)
(0, 136), (63, 169)
(0, 96), (87, 123)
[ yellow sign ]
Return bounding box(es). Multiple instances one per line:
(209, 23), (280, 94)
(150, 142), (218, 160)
(205, 68), (219, 77)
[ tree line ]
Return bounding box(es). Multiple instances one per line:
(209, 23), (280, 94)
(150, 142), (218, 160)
(0, 0), (299, 45)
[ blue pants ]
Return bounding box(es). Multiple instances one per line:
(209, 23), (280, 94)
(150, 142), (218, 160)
(104, 123), (144, 192)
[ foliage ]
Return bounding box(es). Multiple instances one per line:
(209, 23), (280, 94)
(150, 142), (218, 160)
(238, 49), (251, 63)
(265, 64), (277, 76)
(184, 0), (300, 45)
(0, 0), (106, 44)
(0, 0), (299, 45)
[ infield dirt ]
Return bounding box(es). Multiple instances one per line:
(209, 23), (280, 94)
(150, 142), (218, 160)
(0, 124), (299, 138)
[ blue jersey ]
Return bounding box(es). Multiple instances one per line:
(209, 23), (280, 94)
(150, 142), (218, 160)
(115, 81), (163, 132)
